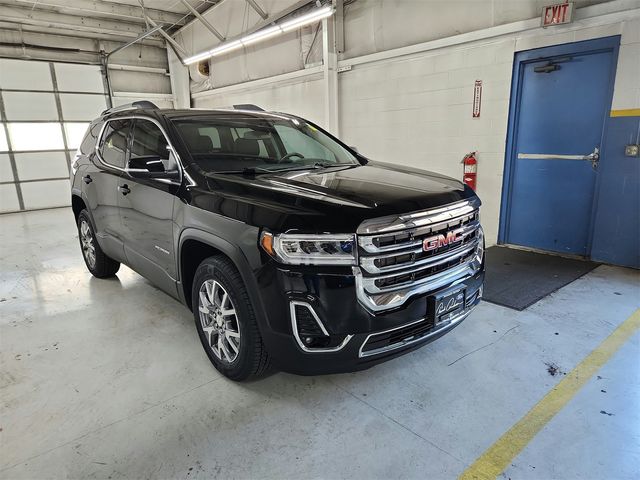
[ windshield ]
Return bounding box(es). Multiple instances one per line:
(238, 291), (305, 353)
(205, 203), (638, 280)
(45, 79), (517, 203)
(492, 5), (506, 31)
(172, 115), (359, 173)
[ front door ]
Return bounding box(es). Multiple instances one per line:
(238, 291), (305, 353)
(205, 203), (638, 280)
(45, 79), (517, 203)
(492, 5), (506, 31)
(500, 37), (619, 256)
(118, 118), (180, 297)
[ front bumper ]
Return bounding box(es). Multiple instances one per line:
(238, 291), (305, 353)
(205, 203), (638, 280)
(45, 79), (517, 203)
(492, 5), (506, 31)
(255, 263), (484, 375)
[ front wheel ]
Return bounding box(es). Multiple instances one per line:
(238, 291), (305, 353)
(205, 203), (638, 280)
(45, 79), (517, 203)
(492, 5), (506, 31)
(192, 256), (270, 381)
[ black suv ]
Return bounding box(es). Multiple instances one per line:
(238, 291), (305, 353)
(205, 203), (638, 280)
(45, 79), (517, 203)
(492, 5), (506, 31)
(70, 101), (485, 380)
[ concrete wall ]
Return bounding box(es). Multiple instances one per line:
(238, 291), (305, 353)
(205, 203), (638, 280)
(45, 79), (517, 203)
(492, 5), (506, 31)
(184, 0), (640, 247)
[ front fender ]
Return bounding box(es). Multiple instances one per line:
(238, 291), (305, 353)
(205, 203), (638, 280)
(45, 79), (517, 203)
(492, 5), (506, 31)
(176, 224), (269, 333)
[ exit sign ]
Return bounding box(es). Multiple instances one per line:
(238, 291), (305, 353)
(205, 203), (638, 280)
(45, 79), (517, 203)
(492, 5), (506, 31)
(541, 2), (573, 27)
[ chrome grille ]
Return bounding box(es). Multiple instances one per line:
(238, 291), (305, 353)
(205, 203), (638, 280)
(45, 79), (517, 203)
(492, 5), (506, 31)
(354, 199), (483, 312)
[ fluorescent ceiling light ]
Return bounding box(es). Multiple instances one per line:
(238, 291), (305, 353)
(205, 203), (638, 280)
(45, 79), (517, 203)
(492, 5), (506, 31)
(240, 25), (282, 46)
(210, 39), (243, 56)
(183, 5), (334, 65)
(280, 5), (333, 32)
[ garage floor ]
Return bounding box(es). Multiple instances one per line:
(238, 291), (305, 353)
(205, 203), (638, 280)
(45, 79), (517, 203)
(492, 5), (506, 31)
(1, 208), (639, 479)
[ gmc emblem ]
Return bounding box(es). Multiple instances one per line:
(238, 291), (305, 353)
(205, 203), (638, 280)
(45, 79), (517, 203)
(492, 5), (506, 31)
(423, 228), (465, 252)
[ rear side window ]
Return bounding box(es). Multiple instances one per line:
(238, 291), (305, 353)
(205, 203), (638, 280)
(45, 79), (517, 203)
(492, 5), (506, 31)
(98, 119), (132, 168)
(79, 121), (103, 156)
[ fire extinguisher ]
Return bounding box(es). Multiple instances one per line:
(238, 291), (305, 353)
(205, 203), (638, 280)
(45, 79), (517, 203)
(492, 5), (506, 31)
(462, 152), (478, 191)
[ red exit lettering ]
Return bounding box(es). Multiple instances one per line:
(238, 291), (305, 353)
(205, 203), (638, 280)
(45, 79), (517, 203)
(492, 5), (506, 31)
(542, 2), (573, 27)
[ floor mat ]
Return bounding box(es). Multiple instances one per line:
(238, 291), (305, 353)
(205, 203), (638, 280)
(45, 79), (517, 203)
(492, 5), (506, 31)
(483, 246), (599, 310)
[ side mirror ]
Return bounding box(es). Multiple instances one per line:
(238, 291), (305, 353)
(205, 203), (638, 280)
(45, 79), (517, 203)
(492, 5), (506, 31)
(127, 156), (179, 180)
(129, 155), (166, 172)
(128, 168), (180, 180)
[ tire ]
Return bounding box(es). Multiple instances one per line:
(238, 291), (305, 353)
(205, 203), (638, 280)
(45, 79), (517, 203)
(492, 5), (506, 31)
(77, 209), (120, 278)
(192, 256), (270, 381)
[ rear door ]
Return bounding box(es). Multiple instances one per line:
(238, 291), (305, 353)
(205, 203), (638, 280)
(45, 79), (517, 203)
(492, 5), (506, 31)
(118, 118), (180, 297)
(83, 118), (132, 262)
(501, 38), (618, 256)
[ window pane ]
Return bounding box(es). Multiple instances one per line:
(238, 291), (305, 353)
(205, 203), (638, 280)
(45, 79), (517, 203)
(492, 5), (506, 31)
(0, 153), (14, 182)
(55, 64), (104, 93)
(14, 152), (68, 181)
(64, 122), (90, 149)
(274, 125), (336, 161)
(60, 93), (107, 121)
(3, 92), (59, 121)
(79, 121), (103, 155)
(0, 184), (20, 212)
(131, 120), (169, 159)
(20, 179), (70, 209)
(0, 127), (8, 152)
(99, 120), (131, 168)
(8, 123), (64, 151)
(0, 59), (52, 91)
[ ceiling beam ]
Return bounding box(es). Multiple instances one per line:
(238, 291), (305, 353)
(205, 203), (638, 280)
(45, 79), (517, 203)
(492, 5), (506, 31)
(0, 3), (156, 39)
(146, 18), (187, 56)
(10, 0), (186, 26)
(173, 0), (227, 37)
(174, 0), (312, 42)
(180, 0), (225, 41)
(0, 22), (164, 48)
(246, 0), (268, 19)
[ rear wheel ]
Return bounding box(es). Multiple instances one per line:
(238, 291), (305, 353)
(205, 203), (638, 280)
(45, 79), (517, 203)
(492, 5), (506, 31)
(192, 256), (270, 381)
(77, 210), (120, 278)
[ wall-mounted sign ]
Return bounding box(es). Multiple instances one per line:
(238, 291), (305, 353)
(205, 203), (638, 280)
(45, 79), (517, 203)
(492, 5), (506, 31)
(542, 2), (573, 27)
(472, 80), (482, 118)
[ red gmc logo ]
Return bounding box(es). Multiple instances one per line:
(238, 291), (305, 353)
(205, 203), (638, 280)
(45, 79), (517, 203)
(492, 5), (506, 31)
(423, 228), (465, 252)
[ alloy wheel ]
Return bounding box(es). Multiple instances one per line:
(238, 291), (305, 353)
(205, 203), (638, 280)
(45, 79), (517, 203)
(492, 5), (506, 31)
(198, 279), (241, 363)
(79, 220), (96, 269)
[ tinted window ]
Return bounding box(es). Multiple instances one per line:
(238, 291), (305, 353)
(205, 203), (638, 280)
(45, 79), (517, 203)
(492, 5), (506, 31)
(274, 124), (335, 161)
(130, 119), (169, 161)
(99, 119), (131, 168)
(172, 116), (357, 174)
(79, 121), (103, 155)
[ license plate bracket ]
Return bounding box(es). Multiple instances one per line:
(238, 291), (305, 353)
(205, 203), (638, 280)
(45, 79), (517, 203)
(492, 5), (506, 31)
(428, 287), (466, 325)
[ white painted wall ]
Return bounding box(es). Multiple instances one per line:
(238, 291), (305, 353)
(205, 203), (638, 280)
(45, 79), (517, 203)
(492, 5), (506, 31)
(180, 0), (640, 245)
(193, 71), (326, 125)
(339, 14), (640, 245)
(341, 0), (611, 58)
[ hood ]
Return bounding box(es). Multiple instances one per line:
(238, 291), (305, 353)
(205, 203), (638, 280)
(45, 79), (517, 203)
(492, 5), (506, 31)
(192, 161), (478, 233)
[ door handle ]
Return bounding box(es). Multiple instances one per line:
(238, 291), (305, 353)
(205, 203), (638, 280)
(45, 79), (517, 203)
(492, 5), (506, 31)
(83, 175), (92, 184)
(118, 184), (131, 196)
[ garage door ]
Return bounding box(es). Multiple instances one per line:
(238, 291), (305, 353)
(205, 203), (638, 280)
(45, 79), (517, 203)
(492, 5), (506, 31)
(0, 59), (108, 213)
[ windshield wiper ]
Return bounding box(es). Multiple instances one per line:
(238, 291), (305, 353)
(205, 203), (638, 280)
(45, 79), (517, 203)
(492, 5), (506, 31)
(212, 166), (272, 175)
(241, 166), (273, 175)
(266, 162), (350, 173)
(215, 163), (356, 175)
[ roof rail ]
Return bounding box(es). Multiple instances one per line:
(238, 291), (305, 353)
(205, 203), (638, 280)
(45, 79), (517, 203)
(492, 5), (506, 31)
(101, 100), (159, 116)
(232, 104), (264, 111)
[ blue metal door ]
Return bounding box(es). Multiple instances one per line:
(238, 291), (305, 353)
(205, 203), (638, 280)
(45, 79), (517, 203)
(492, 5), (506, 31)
(500, 37), (619, 256)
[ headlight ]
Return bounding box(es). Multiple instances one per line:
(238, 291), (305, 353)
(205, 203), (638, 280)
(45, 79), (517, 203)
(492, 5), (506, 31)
(260, 231), (356, 265)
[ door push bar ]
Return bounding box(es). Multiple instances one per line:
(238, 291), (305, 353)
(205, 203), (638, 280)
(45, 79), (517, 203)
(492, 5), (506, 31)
(517, 147), (600, 170)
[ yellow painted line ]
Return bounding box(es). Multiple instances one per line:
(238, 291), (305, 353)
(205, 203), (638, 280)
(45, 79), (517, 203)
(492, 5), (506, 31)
(610, 108), (640, 117)
(459, 308), (640, 480)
